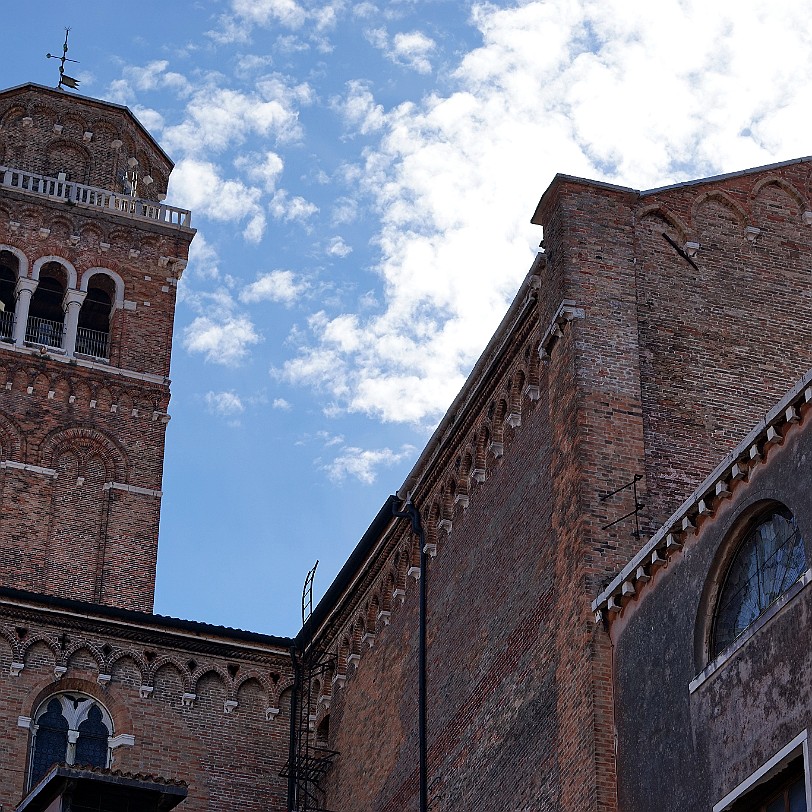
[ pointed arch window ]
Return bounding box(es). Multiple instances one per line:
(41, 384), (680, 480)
(712, 509), (806, 658)
(29, 693), (112, 788)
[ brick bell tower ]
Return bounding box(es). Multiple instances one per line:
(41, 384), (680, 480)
(0, 84), (194, 612)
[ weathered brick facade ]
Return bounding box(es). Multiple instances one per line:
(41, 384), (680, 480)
(304, 161), (812, 812)
(0, 589), (294, 810)
(0, 85), (294, 810)
(2, 81), (811, 811)
(0, 84), (191, 612)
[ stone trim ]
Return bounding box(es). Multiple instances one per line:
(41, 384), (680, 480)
(712, 729), (810, 812)
(593, 367), (812, 621)
(103, 481), (163, 498)
(538, 298), (585, 358)
(689, 569), (812, 694)
(1, 460), (57, 477)
(0, 339), (170, 386)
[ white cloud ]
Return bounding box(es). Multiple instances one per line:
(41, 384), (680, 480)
(331, 196), (359, 225)
(273, 398), (293, 410)
(365, 28), (436, 73)
(210, 0), (344, 45)
(353, 2), (378, 19)
(333, 80), (386, 134)
(107, 61), (192, 104)
(322, 444), (416, 484)
(240, 270), (309, 305)
(168, 159), (266, 242)
(205, 390), (245, 415)
(283, 0), (812, 427)
(391, 31), (436, 74)
(231, 0), (307, 29)
(183, 315), (262, 366)
(269, 190), (319, 222)
(235, 151), (285, 192)
(161, 81), (309, 156)
(132, 105), (165, 135)
(185, 233), (220, 279)
(327, 236), (352, 257)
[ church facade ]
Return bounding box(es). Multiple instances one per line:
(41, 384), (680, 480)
(0, 82), (810, 812)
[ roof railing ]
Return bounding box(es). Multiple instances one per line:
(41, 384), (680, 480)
(0, 165), (192, 229)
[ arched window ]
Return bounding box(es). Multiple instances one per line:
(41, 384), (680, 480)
(27, 262), (66, 349)
(712, 509), (806, 657)
(0, 251), (17, 340)
(29, 693), (112, 788)
(76, 274), (114, 358)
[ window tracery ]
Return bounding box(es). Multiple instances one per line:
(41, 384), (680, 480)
(712, 509), (806, 658)
(29, 692), (112, 788)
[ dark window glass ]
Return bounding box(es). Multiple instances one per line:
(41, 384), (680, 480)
(75, 704), (108, 768)
(713, 511), (806, 657)
(789, 778), (807, 812)
(0, 263), (16, 313)
(30, 698), (68, 786)
(77, 287), (112, 333)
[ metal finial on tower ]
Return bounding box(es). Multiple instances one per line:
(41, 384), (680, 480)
(46, 28), (81, 91)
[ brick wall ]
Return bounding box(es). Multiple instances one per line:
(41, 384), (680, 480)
(0, 596), (293, 810)
(612, 392), (812, 811)
(0, 85), (173, 200)
(311, 160), (812, 812)
(0, 87), (193, 612)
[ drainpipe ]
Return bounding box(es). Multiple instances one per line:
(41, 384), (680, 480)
(288, 644), (300, 811)
(392, 496), (428, 812)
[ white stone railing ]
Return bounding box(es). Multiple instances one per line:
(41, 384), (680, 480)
(0, 166), (192, 229)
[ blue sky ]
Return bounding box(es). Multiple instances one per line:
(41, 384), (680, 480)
(6, 1), (812, 635)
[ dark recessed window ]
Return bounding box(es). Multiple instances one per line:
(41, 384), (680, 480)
(712, 510), (806, 658)
(29, 693), (111, 789)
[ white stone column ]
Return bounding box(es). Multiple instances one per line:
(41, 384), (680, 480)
(62, 289), (87, 357)
(12, 277), (37, 346)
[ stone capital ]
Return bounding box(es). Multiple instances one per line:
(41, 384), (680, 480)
(63, 289), (87, 309)
(14, 277), (38, 297)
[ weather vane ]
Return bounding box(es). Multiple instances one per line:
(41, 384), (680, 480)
(46, 28), (80, 91)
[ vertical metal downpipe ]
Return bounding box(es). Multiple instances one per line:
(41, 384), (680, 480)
(288, 644), (300, 811)
(392, 498), (428, 812)
(418, 526), (428, 812)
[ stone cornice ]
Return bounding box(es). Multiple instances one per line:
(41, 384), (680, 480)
(592, 366), (812, 621)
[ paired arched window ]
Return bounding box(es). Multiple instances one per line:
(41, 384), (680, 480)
(29, 692), (112, 788)
(712, 509), (806, 658)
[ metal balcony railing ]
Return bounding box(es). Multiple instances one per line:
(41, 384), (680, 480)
(0, 310), (13, 340)
(75, 327), (109, 359)
(0, 165), (192, 229)
(25, 317), (63, 349)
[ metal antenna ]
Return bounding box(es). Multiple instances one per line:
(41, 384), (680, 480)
(46, 28), (81, 91)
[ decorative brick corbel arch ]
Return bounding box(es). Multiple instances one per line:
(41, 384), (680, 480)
(751, 175), (808, 212)
(0, 410), (24, 462)
(0, 623), (22, 662)
(64, 640), (106, 673)
(39, 425), (128, 481)
(690, 189), (748, 233)
(147, 656), (189, 693)
(107, 649), (149, 685)
(189, 665), (231, 697)
(636, 203), (691, 244)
